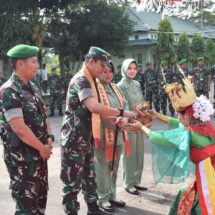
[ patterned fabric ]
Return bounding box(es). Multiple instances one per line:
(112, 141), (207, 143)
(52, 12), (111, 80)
(144, 68), (160, 112)
(192, 67), (211, 98)
(60, 65), (98, 214)
(158, 69), (178, 115)
(48, 74), (63, 111)
(96, 81), (130, 161)
(0, 73), (48, 214)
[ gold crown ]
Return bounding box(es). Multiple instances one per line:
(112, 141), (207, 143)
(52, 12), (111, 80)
(164, 66), (196, 112)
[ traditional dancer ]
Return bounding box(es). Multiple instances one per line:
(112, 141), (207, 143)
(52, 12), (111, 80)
(132, 69), (215, 214)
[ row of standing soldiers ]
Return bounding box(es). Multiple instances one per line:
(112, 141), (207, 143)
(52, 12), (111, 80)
(113, 57), (214, 116)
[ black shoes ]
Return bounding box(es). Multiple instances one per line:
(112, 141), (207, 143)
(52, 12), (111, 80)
(87, 202), (110, 215)
(98, 202), (115, 213)
(125, 187), (139, 195)
(133, 185), (148, 191)
(109, 199), (126, 208)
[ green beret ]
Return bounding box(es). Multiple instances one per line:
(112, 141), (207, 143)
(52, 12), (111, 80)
(86, 46), (111, 66)
(178, 59), (187, 65)
(7, 44), (39, 59)
(197, 56), (204, 62)
(160, 60), (167, 66)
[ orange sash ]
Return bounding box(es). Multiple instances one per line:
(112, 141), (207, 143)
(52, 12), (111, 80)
(82, 65), (101, 146)
(96, 80), (130, 161)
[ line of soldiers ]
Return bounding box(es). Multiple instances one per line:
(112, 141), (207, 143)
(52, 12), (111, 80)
(113, 57), (215, 116)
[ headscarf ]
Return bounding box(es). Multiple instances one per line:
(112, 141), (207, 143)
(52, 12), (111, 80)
(121, 58), (137, 79)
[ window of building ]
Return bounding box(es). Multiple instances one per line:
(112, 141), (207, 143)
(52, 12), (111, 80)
(135, 35), (139, 40)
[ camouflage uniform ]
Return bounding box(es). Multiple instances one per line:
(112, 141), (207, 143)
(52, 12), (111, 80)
(48, 74), (63, 115)
(62, 74), (73, 95)
(0, 73), (49, 215)
(60, 71), (98, 214)
(192, 67), (211, 98)
(134, 71), (145, 96)
(144, 68), (160, 112)
(158, 69), (177, 116)
(112, 73), (122, 84)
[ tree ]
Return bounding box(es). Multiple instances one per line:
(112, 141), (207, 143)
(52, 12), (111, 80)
(205, 38), (215, 66)
(156, 18), (175, 65)
(108, 0), (136, 6)
(191, 34), (205, 63)
(46, 0), (133, 73)
(177, 33), (191, 62)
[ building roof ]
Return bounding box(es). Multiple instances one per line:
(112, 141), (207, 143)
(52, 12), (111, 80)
(127, 7), (213, 39)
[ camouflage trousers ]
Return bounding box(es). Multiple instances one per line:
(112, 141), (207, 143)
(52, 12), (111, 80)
(61, 144), (98, 214)
(50, 93), (63, 111)
(145, 89), (160, 112)
(159, 90), (174, 115)
(5, 159), (48, 215)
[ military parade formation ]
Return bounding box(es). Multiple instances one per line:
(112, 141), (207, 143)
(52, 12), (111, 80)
(0, 44), (215, 215)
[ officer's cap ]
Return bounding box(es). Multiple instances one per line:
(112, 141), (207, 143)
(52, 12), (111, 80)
(160, 60), (167, 66)
(85, 46), (111, 66)
(7, 44), (39, 59)
(178, 59), (187, 65)
(197, 56), (204, 62)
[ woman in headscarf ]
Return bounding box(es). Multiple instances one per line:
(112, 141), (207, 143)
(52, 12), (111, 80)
(94, 62), (130, 213)
(117, 59), (147, 195)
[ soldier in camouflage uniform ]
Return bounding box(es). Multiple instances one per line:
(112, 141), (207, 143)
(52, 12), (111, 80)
(112, 64), (122, 84)
(158, 61), (177, 117)
(192, 57), (211, 98)
(144, 62), (160, 112)
(178, 59), (192, 78)
(0, 44), (53, 215)
(60, 46), (136, 215)
(48, 68), (64, 116)
(134, 66), (145, 96)
(63, 70), (74, 95)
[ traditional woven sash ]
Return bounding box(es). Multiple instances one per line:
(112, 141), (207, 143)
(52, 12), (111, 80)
(178, 182), (196, 215)
(82, 65), (101, 146)
(96, 80), (130, 161)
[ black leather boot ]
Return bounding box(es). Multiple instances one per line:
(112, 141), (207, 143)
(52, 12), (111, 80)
(87, 202), (109, 215)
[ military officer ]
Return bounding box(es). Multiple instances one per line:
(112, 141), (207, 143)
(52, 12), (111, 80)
(178, 59), (192, 77)
(0, 44), (53, 215)
(60, 46), (136, 215)
(192, 57), (211, 98)
(48, 68), (64, 116)
(63, 70), (74, 95)
(144, 62), (160, 112)
(158, 60), (176, 116)
(112, 64), (122, 84)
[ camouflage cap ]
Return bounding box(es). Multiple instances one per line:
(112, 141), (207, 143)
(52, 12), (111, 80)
(7, 44), (39, 59)
(197, 56), (204, 62)
(86, 46), (111, 66)
(178, 59), (187, 65)
(160, 60), (167, 66)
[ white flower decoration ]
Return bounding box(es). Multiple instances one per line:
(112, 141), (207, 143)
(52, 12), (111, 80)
(192, 95), (214, 122)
